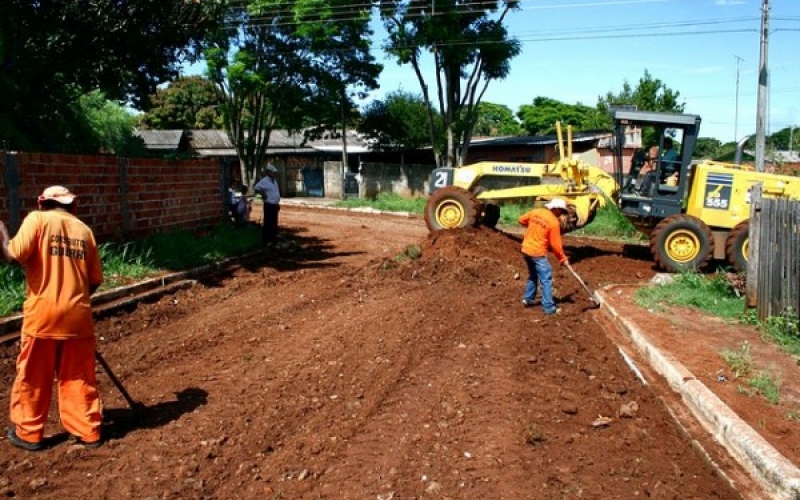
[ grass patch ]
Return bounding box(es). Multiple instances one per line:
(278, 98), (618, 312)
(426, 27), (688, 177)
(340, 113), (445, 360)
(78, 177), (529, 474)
(143, 224), (262, 269)
(573, 204), (645, 242)
(721, 341), (752, 379)
(394, 244), (422, 262)
(640, 273), (799, 402)
(760, 310), (800, 356)
(496, 201), (529, 227)
(497, 202), (645, 243)
(99, 242), (157, 288)
(0, 264), (26, 316)
(635, 272), (744, 319)
(747, 370), (782, 405)
(335, 193), (426, 214)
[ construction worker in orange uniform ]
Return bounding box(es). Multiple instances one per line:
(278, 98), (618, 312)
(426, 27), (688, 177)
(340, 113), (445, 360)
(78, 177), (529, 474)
(0, 186), (104, 451)
(518, 198), (570, 315)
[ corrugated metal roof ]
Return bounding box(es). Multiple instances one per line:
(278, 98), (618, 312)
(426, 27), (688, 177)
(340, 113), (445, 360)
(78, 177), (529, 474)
(133, 130), (184, 148)
(135, 128), (372, 155)
(183, 129), (366, 150)
(311, 145), (371, 154)
(187, 130), (232, 149)
(270, 129), (307, 148)
(469, 131), (611, 148)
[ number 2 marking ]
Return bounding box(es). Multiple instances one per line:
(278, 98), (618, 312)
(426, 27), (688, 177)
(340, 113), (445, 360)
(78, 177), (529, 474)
(434, 171), (449, 188)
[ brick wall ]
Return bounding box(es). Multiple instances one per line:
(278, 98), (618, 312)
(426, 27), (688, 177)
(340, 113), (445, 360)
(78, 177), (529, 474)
(1, 151), (224, 241)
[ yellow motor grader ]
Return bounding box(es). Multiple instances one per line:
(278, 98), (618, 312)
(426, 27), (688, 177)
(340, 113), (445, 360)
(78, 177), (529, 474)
(425, 110), (800, 272)
(425, 125), (619, 235)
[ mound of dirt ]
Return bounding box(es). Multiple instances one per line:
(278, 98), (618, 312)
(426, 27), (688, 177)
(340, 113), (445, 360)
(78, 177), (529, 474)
(375, 227), (525, 287)
(421, 227), (522, 264)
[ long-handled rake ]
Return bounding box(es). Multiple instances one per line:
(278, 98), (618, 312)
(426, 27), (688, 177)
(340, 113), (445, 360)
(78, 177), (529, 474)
(565, 263), (601, 308)
(95, 351), (146, 412)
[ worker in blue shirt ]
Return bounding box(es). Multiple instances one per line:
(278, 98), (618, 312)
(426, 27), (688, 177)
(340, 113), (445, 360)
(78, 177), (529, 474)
(254, 164), (281, 244)
(660, 137), (679, 179)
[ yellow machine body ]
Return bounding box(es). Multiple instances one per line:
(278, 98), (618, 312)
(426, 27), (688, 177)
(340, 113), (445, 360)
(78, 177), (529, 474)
(685, 161), (800, 230)
(427, 124), (619, 232)
(424, 111), (800, 272)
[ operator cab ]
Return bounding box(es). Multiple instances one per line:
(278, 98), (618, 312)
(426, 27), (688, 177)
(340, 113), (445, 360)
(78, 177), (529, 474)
(611, 110), (700, 228)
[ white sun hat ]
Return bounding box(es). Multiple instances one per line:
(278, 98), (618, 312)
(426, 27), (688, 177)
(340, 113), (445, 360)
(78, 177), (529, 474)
(544, 198), (568, 211)
(38, 185), (77, 204)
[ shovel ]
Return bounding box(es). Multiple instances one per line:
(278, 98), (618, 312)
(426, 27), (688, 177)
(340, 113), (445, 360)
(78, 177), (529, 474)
(95, 350), (146, 413)
(565, 263), (601, 308)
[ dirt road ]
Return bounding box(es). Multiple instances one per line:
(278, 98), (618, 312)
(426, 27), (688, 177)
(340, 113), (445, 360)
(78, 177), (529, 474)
(0, 207), (751, 499)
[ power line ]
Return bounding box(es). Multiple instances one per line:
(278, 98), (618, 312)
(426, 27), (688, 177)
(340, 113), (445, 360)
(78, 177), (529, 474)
(686, 86), (800, 100)
(218, 0), (762, 29)
(223, 0), (676, 16)
(213, 0), (800, 51)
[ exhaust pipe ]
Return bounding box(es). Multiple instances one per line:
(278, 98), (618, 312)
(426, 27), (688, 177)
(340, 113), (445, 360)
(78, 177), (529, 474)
(734, 134), (753, 166)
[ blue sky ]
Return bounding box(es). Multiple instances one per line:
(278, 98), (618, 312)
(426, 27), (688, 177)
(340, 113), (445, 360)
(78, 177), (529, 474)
(365, 0), (799, 143)
(184, 0), (798, 143)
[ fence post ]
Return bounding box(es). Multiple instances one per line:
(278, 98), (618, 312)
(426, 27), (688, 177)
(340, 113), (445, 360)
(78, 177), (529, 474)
(746, 184), (761, 311)
(220, 158), (231, 223)
(796, 206), (800, 318)
(117, 157), (130, 239)
(3, 152), (21, 235)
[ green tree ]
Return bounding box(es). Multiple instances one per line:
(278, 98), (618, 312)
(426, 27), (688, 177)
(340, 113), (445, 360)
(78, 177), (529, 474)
(693, 137), (723, 160)
(597, 70), (685, 147)
(517, 97), (606, 136)
(768, 126), (796, 151)
(75, 91), (144, 157)
(598, 70), (685, 116)
(379, 0), (521, 167)
(0, 0), (225, 152)
(139, 76), (224, 130)
(358, 91), (439, 151)
(207, 0), (380, 188)
(289, 0), (382, 173)
(473, 102), (520, 137)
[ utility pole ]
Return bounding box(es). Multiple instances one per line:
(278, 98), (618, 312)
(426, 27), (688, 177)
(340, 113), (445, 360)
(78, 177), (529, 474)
(734, 55), (743, 143)
(755, 0), (770, 172)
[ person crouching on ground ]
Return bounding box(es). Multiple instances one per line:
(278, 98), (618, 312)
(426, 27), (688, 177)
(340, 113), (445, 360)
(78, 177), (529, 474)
(518, 198), (570, 315)
(254, 164), (281, 244)
(228, 183), (249, 227)
(0, 186), (105, 451)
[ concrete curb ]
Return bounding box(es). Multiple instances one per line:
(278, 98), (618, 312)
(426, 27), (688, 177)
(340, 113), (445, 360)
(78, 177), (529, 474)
(598, 285), (800, 500)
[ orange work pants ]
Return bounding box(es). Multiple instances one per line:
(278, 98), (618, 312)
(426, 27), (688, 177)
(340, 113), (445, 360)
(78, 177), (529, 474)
(10, 335), (103, 444)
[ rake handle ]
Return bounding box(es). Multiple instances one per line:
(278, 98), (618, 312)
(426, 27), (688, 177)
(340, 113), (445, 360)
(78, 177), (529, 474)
(95, 350), (141, 410)
(565, 263), (599, 304)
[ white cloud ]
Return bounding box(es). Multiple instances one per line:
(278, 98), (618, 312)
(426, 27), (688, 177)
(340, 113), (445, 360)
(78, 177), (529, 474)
(715, 0), (746, 5)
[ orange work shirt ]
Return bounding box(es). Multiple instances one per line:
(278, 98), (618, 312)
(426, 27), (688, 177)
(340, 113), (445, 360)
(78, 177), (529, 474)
(8, 210), (103, 339)
(518, 208), (568, 263)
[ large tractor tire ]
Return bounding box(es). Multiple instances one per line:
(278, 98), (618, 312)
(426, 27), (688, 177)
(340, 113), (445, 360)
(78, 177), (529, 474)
(424, 186), (483, 232)
(650, 214), (714, 272)
(725, 220), (749, 272)
(481, 203), (501, 229)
